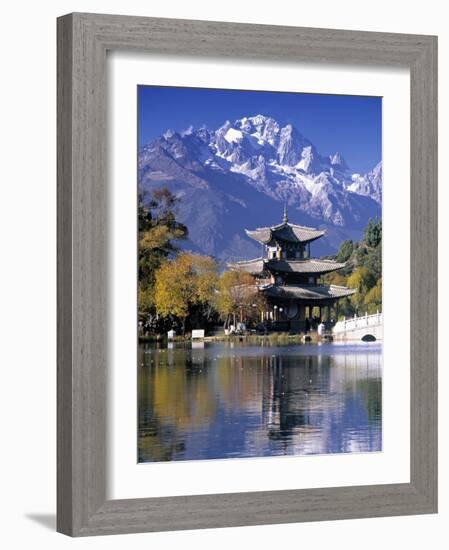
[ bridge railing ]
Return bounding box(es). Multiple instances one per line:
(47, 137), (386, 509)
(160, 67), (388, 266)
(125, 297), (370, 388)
(333, 311), (383, 333)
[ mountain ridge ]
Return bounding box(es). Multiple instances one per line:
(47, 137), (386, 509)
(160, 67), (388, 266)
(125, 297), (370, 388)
(138, 114), (382, 261)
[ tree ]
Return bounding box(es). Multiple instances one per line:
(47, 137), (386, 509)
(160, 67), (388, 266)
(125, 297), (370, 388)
(214, 270), (264, 328)
(322, 218), (382, 319)
(154, 253), (218, 333)
(139, 189), (188, 281)
(138, 188), (188, 326)
(335, 239), (354, 263)
(188, 254), (219, 328)
(364, 218), (382, 248)
(364, 278), (382, 314)
(364, 242), (382, 281)
(347, 266), (376, 314)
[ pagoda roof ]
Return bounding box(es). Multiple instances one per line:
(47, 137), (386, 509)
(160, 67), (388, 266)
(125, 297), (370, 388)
(228, 257), (266, 274)
(261, 284), (356, 301)
(245, 221), (325, 245)
(267, 258), (346, 274)
(228, 257), (347, 275)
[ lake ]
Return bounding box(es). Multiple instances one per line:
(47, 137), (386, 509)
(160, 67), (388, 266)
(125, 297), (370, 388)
(138, 341), (382, 462)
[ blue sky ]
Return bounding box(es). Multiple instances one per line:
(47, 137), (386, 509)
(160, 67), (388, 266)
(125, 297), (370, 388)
(138, 86), (381, 174)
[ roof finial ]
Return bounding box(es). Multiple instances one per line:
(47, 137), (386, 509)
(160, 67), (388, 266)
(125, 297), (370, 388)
(283, 203), (288, 224)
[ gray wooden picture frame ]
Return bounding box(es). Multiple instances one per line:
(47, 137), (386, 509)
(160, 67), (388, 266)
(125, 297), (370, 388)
(57, 12), (438, 537)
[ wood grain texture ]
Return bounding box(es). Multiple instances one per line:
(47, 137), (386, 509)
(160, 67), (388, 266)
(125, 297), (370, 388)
(57, 12), (438, 536)
(57, 13), (74, 536)
(409, 36), (438, 508)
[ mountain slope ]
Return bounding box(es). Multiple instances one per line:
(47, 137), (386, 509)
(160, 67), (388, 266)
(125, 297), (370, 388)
(138, 114), (382, 261)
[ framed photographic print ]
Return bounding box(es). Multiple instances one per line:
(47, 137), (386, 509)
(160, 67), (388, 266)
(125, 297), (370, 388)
(57, 13), (438, 536)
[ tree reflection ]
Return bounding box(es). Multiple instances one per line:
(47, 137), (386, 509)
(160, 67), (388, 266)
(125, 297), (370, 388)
(138, 343), (382, 462)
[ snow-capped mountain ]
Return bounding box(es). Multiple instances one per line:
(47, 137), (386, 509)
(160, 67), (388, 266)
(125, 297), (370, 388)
(346, 162), (382, 203)
(139, 114), (382, 260)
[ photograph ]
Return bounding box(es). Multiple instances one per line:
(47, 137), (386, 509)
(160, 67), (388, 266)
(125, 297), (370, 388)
(137, 86), (383, 463)
(0, 2), (440, 543)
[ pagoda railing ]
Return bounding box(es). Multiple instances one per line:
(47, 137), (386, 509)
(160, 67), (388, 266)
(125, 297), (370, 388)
(333, 311), (383, 334)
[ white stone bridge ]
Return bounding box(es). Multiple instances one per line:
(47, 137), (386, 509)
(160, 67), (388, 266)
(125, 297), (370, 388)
(332, 312), (383, 342)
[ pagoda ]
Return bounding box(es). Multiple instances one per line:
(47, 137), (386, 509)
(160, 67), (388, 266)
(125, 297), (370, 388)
(229, 207), (355, 332)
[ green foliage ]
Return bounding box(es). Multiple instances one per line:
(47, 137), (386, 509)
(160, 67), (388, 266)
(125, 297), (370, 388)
(364, 242), (382, 281)
(355, 244), (368, 265)
(138, 191), (383, 335)
(364, 218), (382, 248)
(138, 188), (232, 335)
(138, 189), (188, 285)
(335, 239), (354, 263)
(347, 266), (376, 312)
(138, 188), (188, 326)
(364, 278), (382, 314)
(323, 218), (382, 317)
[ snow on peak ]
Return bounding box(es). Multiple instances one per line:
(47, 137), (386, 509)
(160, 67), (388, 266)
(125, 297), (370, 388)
(224, 128), (244, 144)
(372, 161), (382, 178)
(346, 161), (382, 203)
(329, 152), (347, 167)
(236, 114), (271, 128)
(251, 114), (270, 124)
(232, 114), (280, 143)
(181, 125), (194, 136)
(147, 115), (382, 224)
(216, 120), (231, 133)
(277, 124), (306, 166)
(237, 117), (252, 132)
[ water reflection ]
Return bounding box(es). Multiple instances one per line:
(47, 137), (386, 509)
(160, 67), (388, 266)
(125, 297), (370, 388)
(138, 342), (382, 462)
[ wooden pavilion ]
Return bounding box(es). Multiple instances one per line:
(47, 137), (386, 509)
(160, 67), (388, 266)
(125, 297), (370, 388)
(228, 207), (355, 332)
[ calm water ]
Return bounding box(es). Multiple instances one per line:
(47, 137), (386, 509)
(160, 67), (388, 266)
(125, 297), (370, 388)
(138, 341), (382, 462)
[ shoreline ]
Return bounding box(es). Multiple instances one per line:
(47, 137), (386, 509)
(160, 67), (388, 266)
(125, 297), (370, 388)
(139, 332), (330, 346)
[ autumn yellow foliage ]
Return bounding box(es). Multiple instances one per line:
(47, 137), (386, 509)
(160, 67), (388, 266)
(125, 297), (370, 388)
(364, 278), (382, 313)
(213, 270), (266, 325)
(154, 253), (218, 320)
